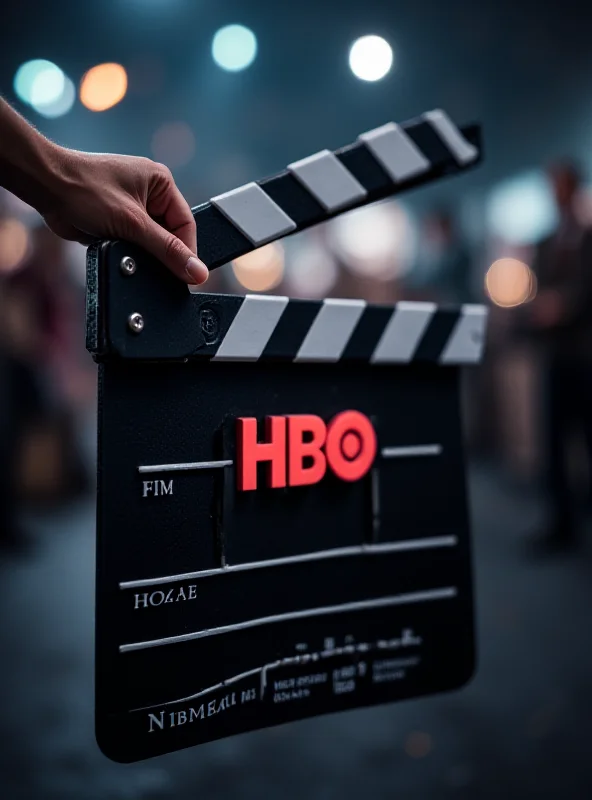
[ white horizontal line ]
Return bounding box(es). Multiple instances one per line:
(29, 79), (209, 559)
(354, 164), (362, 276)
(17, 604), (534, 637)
(381, 444), (442, 458)
(138, 460), (233, 474)
(119, 587), (457, 653)
(119, 536), (458, 589)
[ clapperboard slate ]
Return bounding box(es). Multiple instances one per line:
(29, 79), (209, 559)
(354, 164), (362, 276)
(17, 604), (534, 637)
(86, 110), (486, 762)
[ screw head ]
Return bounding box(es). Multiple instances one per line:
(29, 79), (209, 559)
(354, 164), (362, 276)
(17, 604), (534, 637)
(128, 312), (144, 333)
(120, 256), (136, 275)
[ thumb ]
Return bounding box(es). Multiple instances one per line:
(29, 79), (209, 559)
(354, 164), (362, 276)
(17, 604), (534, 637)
(131, 214), (209, 284)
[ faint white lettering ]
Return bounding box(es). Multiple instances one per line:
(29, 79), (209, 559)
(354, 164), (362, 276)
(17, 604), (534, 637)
(148, 711), (164, 732)
(241, 688), (257, 703)
(133, 583), (199, 610)
(134, 593), (149, 610)
(149, 591), (165, 607)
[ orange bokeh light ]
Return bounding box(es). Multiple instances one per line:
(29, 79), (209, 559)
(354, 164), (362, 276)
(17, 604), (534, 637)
(80, 63), (128, 112)
(0, 219), (29, 273)
(485, 258), (536, 308)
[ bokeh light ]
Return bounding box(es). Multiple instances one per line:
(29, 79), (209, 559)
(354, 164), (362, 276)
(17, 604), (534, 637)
(485, 258), (536, 307)
(14, 60), (61, 104)
(404, 731), (433, 759)
(212, 25), (258, 72)
(286, 240), (338, 298)
(151, 122), (196, 169)
(80, 63), (128, 111)
(30, 64), (65, 107)
(328, 201), (415, 280)
(0, 219), (30, 273)
(34, 77), (76, 118)
(487, 171), (557, 245)
(349, 35), (393, 82)
(232, 242), (284, 292)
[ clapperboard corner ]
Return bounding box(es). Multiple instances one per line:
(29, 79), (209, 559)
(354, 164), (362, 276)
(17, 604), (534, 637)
(87, 108), (488, 763)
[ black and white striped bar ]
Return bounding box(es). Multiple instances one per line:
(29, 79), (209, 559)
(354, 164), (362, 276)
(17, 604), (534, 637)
(202, 295), (486, 365)
(193, 109), (481, 270)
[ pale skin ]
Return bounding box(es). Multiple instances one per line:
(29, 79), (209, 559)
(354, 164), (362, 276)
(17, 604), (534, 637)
(0, 97), (209, 284)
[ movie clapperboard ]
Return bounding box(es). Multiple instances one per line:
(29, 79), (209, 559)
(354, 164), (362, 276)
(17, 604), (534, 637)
(86, 109), (486, 763)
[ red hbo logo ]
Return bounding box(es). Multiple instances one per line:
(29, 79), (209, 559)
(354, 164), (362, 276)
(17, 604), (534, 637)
(237, 411), (377, 491)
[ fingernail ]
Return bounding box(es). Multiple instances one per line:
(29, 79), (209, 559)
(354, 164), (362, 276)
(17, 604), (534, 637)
(185, 256), (209, 284)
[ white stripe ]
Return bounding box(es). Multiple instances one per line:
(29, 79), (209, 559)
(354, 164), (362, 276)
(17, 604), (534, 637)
(359, 122), (430, 182)
(119, 587), (458, 652)
(119, 537), (458, 589)
(212, 294), (289, 361)
(211, 182), (297, 246)
(371, 302), (436, 363)
(381, 444), (442, 458)
(138, 460), (232, 474)
(439, 304), (487, 364)
(423, 109), (478, 166)
(294, 298), (366, 362)
(288, 150), (368, 213)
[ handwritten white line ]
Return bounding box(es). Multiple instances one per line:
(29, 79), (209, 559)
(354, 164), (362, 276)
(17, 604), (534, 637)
(130, 638), (423, 712)
(119, 536), (458, 589)
(381, 444), (442, 458)
(119, 587), (457, 653)
(138, 460), (233, 474)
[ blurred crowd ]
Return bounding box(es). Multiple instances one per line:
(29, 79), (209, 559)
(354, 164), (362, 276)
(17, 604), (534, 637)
(0, 196), (94, 547)
(1, 158), (592, 553)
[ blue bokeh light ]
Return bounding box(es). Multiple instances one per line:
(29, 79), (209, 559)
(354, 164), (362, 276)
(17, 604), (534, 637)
(487, 170), (558, 245)
(212, 24), (257, 72)
(14, 60), (62, 105)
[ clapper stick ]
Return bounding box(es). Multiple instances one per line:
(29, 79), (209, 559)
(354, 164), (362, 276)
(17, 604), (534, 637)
(191, 109), (479, 269)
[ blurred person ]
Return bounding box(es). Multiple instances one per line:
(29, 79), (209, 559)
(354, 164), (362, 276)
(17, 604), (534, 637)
(2, 227), (93, 509)
(0, 297), (40, 547)
(0, 97), (208, 541)
(526, 161), (592, 552)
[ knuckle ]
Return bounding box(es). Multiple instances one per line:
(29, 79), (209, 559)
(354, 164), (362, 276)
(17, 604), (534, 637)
(163, 232), (184, 263)
(122, 206), (145, 235)
(154, 161), (173, 181)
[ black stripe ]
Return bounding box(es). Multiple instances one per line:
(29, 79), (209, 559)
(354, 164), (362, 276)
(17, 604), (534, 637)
(412, 309), (460, 362)
(336, 143), (393, 197)
(405, 120), (457, 171)
(194, 205), (252, 268)
(261, 299), (322, 360)
(340, 305), (393, 361)
(260, 173), (326, 228)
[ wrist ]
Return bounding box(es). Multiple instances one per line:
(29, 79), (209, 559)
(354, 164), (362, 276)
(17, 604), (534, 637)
(0, 99), (71, 212)
(23, 137), (70, 212)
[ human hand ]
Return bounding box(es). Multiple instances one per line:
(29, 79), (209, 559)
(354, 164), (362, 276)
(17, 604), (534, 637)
(0, 98), (206, 283)
(43, 146), (208, 285)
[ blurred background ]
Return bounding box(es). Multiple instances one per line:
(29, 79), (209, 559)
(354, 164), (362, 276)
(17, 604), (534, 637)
(2, 0), (592, 797)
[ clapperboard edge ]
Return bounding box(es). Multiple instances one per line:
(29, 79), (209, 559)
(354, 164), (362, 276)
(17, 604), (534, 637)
(86, 109), (487, 365)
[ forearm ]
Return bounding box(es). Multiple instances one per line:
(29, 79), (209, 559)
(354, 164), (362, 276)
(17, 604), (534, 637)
(0, 97), (64, 212)
(0, 97), (206, 283)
